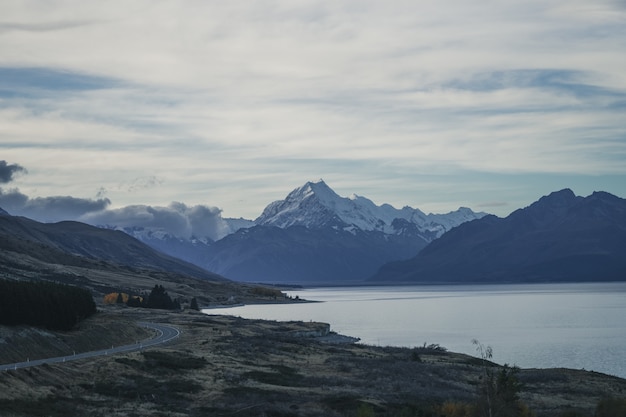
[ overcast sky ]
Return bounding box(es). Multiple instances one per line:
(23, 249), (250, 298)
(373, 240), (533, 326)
(1, 0), (625, 226)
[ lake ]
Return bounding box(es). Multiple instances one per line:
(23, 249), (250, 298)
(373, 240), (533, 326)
(204, 282), (626, 379)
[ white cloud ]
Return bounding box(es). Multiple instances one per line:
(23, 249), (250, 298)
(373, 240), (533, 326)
(0, 0), (624, 218)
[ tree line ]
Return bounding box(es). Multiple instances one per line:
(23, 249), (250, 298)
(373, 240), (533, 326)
(104, 285), (183, 310)
(0, 279), (97, 331)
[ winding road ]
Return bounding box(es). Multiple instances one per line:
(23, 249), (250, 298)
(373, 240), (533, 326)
(0, 322), (180, 371)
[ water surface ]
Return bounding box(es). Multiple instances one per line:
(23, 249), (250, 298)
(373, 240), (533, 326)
(205, 282), (626, 378)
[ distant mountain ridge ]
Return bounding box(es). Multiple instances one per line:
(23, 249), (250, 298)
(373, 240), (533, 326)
(195, 180), (486, 284)
(108, 180), (487, 284)
(370, 189), (626, 283)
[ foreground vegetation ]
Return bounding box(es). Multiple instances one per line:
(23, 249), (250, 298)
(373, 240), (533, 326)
(0, 279), (96, 330)
(1, 308), (625, 417)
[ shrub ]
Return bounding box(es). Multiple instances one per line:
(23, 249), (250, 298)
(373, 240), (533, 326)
(595, 397), (626, 417)
(356, 403), (375, 417)
(438, 401), (473, 417)
(142, 350), (207, 370)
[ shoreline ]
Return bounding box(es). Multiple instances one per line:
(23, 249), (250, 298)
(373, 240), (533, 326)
(201, 283), (626, 380)
(2, 307), (625, 417)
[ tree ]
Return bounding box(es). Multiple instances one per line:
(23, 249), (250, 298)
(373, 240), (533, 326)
(190, 297), (200, 311)
(0, 279), (96, 331)
(146, 285), (178, 310)
(116, 292), (124, 304)
(472, 339), (532, 417)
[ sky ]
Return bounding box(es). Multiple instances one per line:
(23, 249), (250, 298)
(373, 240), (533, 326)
(1, 1), (625, 234)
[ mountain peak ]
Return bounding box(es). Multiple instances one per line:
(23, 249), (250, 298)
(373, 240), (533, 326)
(255, 180), (343, 228)
(540, 188), (577, 203)
(256, 180), (486, 235)
(526, 188), (581, 213)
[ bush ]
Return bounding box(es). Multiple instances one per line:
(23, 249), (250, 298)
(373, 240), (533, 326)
(141, 350), (207, 370)
(596, 397), (626, 417)
(437, 401), (473, 417)
(250, 286), (283, 299)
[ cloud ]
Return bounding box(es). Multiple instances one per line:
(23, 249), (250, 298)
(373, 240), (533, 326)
(0, 188), (110, 222)
(0, 160), (27, 183)
(123, 176), (164, 193)
(0, 67), (120, 98)
(0, 168), (229, 239)
(0, 0), (624, 219)
(81, 202), (231, 241)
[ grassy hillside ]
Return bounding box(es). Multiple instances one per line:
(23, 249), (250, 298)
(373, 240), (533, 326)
(1, 307), (624, 417)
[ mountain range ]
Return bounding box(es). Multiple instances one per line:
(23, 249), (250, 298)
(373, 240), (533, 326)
(371, 189), (626, 283)
(117, 180), (487, 284)
(2, 182), (624, 287)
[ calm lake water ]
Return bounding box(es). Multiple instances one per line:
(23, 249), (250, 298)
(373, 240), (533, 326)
(204, 282), (626, 379)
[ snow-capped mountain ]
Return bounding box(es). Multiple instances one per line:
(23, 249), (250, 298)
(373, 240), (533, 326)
(256, 179), (486, 238)
(95, 180), (489, 284)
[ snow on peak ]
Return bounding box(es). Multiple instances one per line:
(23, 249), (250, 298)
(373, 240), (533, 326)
(256, 180), (487, 237)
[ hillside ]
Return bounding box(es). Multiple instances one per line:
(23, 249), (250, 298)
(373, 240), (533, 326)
(1, 307), (624, 417)
(0, 215), (225, 282)
(0, 213), (287, 306)
(202, 224), (427, 284)
(371, 189), (626, 283)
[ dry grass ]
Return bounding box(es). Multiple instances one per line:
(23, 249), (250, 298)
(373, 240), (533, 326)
(1, 307), (625, 417)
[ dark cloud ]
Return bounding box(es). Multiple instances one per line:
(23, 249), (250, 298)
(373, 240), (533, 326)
(0, 188), (110, 223)
(82, 202), (229, 241)
(0, 160), (27, 183)
(0, 180), (231, 239)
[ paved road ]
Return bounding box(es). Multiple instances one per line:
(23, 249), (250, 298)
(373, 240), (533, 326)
(0, 322), (180, 371)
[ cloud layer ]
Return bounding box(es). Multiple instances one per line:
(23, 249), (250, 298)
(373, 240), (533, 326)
(81, 202), (232, 241)
(0, 187), (110, 223)
(1, 1), (625, 217)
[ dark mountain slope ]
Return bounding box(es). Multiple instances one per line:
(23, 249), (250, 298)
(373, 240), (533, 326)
(0, 215), (227, 282)
(202, 225), (428, 284)
(371, 189), (626, 283)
